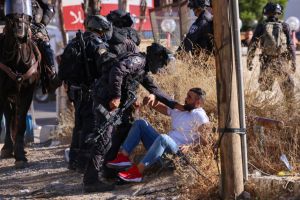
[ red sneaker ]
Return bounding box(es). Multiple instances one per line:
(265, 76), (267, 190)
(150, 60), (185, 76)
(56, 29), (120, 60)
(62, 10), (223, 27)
(118, 165), (142, 182)
(106, 152), (132, 169)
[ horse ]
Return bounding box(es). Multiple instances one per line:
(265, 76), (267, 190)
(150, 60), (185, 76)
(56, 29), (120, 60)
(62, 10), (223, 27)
(0, 14), (41, 168)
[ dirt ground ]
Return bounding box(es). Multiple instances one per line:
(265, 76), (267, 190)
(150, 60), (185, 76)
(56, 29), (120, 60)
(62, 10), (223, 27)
(0, 142), (180, 200)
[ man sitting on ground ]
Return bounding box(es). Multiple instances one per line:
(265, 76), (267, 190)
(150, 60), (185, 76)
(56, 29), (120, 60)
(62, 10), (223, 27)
(106, 87), (210, 182)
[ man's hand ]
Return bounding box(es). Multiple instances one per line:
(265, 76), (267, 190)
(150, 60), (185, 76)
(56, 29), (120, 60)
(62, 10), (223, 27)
(180, 145), (191, 154)
(109, 98), (121, 110)
(143, 94), (156, 107)
(133, 100), (141, 109)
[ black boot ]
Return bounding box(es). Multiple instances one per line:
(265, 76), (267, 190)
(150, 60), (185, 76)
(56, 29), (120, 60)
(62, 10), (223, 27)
(68, 159), (77, 171)
(102, 164), (118, 179)
(76, 151), (91, 174)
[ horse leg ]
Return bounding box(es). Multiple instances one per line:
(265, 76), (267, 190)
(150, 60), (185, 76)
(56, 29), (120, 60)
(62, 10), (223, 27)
(0, 102), (14, 158)
(13, 106), (29, 168)
(13, 86), (35, 168)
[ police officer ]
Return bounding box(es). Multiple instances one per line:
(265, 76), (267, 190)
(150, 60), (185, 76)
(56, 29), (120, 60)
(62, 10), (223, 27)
(107, 9), (140, 45)
(31, 0), (60, 92)
(80, 9), (140, 179)
(177, 0), (213, 55)
(247, 2), (296, 102)
(85, 43), (184, 183)
(58, 15), (115, 181)
(106, 9), (141, 57)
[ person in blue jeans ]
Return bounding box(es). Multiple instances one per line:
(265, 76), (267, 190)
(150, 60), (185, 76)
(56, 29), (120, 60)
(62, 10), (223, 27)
(106, 87), (210, 182)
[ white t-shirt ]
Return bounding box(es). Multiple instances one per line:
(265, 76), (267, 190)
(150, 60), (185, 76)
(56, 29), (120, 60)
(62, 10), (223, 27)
(167, 107), (209, 146)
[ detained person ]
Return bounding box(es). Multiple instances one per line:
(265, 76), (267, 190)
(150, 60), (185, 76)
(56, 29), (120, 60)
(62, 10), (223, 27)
(106, 88), (210, 182)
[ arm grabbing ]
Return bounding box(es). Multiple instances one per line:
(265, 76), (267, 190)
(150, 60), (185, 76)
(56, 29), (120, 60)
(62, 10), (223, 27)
(143, 94), (168, 115)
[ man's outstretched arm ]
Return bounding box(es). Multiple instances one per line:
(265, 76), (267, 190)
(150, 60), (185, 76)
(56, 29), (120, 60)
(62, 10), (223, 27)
(141, 75), (185, 111)
(143, 95), (168, 115)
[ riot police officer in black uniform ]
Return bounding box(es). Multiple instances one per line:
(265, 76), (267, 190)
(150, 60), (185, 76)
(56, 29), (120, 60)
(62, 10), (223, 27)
(31, 0), (60, 92)
(177, 0), (213, 55)
(77, 9), (140, 179)
(84, 43), (184, 185)
(58, 15), (115, 180)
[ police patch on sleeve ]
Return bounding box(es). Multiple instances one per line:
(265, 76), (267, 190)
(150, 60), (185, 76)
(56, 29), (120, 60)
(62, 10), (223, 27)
(189, 25), (198, 34)
(98, 48), (107, 55)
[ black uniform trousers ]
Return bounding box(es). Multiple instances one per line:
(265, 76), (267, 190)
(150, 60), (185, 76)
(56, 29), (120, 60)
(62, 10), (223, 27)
(69, 90), (95, 170)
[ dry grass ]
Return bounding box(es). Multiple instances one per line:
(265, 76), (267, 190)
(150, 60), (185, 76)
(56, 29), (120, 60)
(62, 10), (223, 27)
(55, 42), (300, 198)
(55, 102), (74, 144)
(136, 52), (220, 199)
(138, 50), (300, 198)
(245, 68), (300, 174)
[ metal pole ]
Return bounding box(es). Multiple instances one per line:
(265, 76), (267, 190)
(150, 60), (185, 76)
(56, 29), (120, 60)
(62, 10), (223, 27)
(213, 0), (244, 197)
(57, 0), (69, 115)
(231, 0), (248, 181)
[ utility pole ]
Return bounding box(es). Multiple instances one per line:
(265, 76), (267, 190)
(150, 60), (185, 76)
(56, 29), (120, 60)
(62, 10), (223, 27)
(179, 1), (189, 40)
(57, 0), (67, 45)
(212, 0), (244, 199)
(57, 0), (68, 115)
(138, 0), (147, 32)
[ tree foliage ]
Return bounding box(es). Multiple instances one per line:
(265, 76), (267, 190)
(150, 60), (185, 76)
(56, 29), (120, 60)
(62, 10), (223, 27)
(239, 0), (288, 30)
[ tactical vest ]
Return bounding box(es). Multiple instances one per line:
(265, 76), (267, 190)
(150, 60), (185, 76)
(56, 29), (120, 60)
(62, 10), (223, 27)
(58, 38), (85, 85)
(261, 22), (287, 56)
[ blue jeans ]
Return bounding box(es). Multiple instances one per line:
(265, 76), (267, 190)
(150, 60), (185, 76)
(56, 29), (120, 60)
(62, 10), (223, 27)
(122, 119), (179, 167)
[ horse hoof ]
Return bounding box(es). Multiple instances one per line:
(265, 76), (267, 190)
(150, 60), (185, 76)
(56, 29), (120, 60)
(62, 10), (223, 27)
(15, 160), (28, 169)
(0, 149), (14, 159)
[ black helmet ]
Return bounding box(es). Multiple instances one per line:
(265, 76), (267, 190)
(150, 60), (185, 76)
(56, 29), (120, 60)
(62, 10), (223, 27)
(85, 15), (113, 40)
(146, 43), (174, 74)
(106, 9), (134, 28)
(188, 0), (211, 9)
(263, 2), (283, 16)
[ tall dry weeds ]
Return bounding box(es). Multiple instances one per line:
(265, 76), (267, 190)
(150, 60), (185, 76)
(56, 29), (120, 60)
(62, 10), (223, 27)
(55, 103), (74, 144)
(137, 52), (220, 199)
(138, 49), (300, 198)
(245, 64), (300, 174)
(55, 40), (300, 198)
